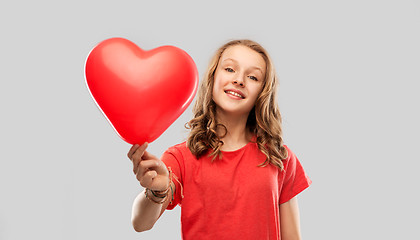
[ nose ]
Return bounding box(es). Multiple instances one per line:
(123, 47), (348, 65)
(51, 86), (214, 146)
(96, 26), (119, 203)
(233, 73), (245, 87)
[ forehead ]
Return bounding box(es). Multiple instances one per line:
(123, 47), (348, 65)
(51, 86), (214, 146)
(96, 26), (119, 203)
(219, 45), (266, 72)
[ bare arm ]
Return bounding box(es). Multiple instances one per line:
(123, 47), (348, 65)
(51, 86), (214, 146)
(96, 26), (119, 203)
(127, 143), (173, 232)
(130, 182), (174, 231)
(280, 197), (302, 240)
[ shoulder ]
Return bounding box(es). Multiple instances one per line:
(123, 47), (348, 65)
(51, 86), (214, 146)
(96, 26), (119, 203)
(166, 141), (188, 154)
(280, 144), (309, 178)
(164, 141), (195, 161)
(280, 144), (298, 168)
(282, 144), (297, 159)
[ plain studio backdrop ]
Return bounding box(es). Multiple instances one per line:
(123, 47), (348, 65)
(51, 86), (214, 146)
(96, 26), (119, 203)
(1, 0), (419, 239)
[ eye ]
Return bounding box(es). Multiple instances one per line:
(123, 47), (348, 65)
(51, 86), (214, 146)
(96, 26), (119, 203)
(248, 75), (258, 81)
(225, 67), (235, 73)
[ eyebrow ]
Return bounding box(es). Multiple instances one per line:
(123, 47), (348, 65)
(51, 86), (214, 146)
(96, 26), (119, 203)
(222, 58), (264, 74)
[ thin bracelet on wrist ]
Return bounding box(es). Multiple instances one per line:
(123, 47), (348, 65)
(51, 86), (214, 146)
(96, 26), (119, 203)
(144, 167), (177, 204)
(144, 188), (168, 204)
(151, 188), (167, 198)
(151, 184), (170, 198)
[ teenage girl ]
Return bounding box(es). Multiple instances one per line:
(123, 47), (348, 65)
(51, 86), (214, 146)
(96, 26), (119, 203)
(127, 39), (311, 240)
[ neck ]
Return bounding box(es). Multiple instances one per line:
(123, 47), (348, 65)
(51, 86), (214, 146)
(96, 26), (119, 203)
(216, 109), (252, 151)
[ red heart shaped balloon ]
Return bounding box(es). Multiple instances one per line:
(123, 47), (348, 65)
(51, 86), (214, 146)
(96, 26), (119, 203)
(85, 38), (198, 145)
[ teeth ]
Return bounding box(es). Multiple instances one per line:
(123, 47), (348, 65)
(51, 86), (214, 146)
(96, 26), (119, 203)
(226, 91), (243, 98)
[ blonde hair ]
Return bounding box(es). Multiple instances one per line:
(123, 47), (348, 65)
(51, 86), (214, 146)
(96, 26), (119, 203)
(186, 39), (288, 170)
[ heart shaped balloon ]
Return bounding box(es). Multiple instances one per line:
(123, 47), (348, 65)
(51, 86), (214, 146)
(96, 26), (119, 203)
(85, 38), (198, 145)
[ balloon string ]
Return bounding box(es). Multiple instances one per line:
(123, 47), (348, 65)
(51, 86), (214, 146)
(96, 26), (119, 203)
(168, 167), (184, 199)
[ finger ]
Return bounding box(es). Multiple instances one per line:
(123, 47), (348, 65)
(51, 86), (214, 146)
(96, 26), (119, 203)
(127, 144), (140, 160)
(137, 170), (157, 187)
(136, 159), (160, 176)
(132, 143), (148, 174)
(133, 157), (142, 175)
(132, 142), (148, 161)
(143, 153), (168, 176)
(141, 150), (157, 161)
(131, 143), (148, 172)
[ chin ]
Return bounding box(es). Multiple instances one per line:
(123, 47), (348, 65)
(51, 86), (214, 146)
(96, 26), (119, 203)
(217, 105), (251, 116)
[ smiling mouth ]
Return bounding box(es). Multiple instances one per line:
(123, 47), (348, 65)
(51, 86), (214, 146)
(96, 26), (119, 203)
(225, 90), (245, 99)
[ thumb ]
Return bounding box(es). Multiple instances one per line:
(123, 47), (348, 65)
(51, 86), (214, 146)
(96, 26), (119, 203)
(142, 150), (157, 160)
(142, 151), (167, 174)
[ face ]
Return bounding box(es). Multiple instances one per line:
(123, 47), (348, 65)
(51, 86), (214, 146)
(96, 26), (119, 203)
(212, 45), (266, 117)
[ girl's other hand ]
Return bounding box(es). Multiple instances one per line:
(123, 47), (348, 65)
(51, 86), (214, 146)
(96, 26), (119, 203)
(127, 143), (170, 191)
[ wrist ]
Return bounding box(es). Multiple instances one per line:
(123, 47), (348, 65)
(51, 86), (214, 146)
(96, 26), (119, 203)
(150, 187), (169, 198)
(144, 167), (175, 205)
(144, 188), (168, 204)
(152, 175), (171, 193)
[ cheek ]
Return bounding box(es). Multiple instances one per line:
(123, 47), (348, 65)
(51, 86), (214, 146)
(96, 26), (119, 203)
(214, 69), (230, 85)
(212, 78), (218, 94)
(212, 79), (221, 101)
(212, 74), (224, 93)
(249, 85), (263, 100)
(212, 85), (217, 98)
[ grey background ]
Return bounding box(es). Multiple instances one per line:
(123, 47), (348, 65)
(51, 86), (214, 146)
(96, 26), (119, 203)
(1, 0), (419, 239)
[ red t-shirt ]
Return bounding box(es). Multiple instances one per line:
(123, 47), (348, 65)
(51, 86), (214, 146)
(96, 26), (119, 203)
(161, 141), (311, 240)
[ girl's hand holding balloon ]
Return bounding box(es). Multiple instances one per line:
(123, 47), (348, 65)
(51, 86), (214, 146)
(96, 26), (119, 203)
(128, 143), (170, 191)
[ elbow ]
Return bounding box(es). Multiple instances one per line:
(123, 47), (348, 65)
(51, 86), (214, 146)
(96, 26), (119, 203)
(133, 225), (153, 232)
(133, 222), (153, 232)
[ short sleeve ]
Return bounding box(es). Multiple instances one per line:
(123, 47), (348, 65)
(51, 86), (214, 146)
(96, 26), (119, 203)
(279, 145), (312, 204)
(161, 147), (184, 210)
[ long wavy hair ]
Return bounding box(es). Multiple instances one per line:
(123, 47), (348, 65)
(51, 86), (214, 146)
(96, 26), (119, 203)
(186, 39), (288, 170)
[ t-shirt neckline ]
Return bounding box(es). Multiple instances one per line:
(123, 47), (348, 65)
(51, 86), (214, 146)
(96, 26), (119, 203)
(219, 135), (257, 154)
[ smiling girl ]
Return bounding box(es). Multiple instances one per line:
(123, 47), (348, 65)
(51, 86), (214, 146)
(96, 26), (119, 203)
(127, 39), (311, 240)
